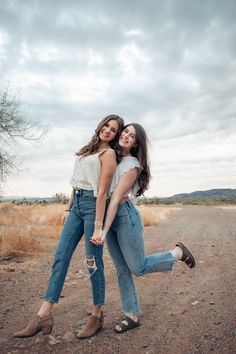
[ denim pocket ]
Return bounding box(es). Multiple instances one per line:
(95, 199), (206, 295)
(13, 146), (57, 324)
(127, 210), (135, 226)
(116, 203), (129, 217)
(134, 209), (144, 230)
(127, 207), (144, 230)
(78, 196), (96, 218)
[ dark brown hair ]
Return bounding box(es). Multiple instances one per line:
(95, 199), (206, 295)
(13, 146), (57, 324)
(76, 115), (124, 161)
(124, 123), (151, 196)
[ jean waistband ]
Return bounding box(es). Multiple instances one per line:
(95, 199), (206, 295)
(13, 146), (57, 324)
(120, 199), (134, 209)
(73, 189), (94, 197)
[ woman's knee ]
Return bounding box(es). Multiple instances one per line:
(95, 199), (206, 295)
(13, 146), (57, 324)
(86, 256), (97, 274)
(116, 264), (132, 278)
(129, 264), (143, 277)
(114, 258), (143, 277)
(85, 255), (104, 276)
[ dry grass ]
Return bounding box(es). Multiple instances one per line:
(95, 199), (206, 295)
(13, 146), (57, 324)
(215, 206), (236, 211)
(0, 203), (65, 258)
(0, 203), (180, 258)
(138, 205), (181, 226)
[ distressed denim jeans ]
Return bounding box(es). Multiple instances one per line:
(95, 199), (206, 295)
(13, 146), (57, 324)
(44, 189), (105, 306)
(106, 200), (176, 314)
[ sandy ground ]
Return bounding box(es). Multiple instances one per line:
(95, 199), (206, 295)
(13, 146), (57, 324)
(0, 205), (236, 354)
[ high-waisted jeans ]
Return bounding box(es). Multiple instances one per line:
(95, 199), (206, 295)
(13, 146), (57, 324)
(44, 189), (105, 306)
(106, 200), (176, 314)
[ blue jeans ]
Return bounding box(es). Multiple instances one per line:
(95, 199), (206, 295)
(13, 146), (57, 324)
(44, 189), (105, 306)
(106, 200), (176, 314)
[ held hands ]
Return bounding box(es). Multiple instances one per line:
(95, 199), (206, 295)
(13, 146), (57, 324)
(91, 228), (106, 246)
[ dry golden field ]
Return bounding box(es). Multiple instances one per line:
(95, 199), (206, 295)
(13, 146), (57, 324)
(138, 204), (180, 226)
(0, 203), (65, 258)
(0, 203), (180, 258)
(1, 205), (235, 354)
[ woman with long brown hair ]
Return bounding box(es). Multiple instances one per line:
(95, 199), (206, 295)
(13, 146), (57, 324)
(92, 123), (195, 333)
(14, 114), (124, 339)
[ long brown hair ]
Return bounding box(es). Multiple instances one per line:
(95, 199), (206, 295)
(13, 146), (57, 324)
(76, 115), (124, 159)
(125, 123), (151, 196)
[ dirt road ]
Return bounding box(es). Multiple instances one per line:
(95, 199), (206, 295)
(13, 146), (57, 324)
(1, 205), (235, 354)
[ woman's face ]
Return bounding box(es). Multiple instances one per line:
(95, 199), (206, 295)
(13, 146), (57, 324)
(119, 125), (137, 152)
(99, 119), (119, 142)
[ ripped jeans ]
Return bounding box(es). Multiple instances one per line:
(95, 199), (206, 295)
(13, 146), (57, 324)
(106, 200), (176, 314)
(44, 189), (105, 306)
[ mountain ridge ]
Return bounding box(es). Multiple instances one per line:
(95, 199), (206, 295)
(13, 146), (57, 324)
(170, 188), (236, 200)
(2, 188), (236, 202)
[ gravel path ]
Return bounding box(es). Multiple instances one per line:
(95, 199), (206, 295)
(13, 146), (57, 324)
(1, 205), (235, 354)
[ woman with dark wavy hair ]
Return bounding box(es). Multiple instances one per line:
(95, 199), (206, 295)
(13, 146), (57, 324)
(92, 123), (195, 333)
(14, 114), (124, 339)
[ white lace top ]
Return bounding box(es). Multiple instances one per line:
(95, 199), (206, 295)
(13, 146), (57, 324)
(110, 156), (141, 198)
(70, 149), (113, 198)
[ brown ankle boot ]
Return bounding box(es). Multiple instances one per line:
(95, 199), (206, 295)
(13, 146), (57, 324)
(13, 313), (53, 338)
(77, 312), (104, 339)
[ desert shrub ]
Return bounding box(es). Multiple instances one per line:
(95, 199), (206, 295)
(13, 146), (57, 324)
(0, 227), (42, 257)
(0, 203), (65, 257)
(137, 205), (180, 226)
(0, 203), (180, 258)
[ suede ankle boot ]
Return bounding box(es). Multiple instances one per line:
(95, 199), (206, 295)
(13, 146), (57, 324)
(13, 313), (53, 338)
(77, 312), (104, 339)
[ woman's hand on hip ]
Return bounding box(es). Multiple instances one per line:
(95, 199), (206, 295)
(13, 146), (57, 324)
(62, 211), (70, 225)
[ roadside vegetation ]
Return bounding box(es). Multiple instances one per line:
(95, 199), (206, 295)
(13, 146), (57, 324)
(137, 196), (236, 205)
(2, 189), (235, 259)
(0, 202), (179, 258)
(0, 203), (65, 258)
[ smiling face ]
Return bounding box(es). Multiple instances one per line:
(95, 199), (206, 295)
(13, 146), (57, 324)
(99, 119), (119, 142)
(119, 125), (137, 154)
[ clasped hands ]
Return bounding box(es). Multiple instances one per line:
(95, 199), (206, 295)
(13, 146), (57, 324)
(91, 228), (106, 246)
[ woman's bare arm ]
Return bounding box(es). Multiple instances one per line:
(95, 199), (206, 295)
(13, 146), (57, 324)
(62, 189), (74, 224)
(92, 167), (139, 245)
(91, 150), (117, 240)
(103, 168), (138, 236)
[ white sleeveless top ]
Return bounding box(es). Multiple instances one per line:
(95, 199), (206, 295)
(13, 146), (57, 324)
(110, 156), (141, 199)
(70, 149), (113, 198)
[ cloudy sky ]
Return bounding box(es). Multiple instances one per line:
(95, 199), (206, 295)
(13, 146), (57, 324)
(1, 0), (235, 198)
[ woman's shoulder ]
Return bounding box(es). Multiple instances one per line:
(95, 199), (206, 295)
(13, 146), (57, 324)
(98, 148), (116, 159)
(80, 149), (115, 158)
(120, 156), (140, 166)
(101, 148), (116, 155)
(117, 156), (141, 174)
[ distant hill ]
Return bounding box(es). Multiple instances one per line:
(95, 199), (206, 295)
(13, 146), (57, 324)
(171, 188), (236, 200)
(0, 194), (68, 204)
(2, 188), (236, 205)
(1, 196), (53, 202)
(138, 188), (236, 205)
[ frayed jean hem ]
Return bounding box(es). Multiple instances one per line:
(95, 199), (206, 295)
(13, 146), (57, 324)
(44, 296), (57, 304)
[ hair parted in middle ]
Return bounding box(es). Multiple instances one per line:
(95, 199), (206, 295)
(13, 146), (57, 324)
(76, 114), (124, 160)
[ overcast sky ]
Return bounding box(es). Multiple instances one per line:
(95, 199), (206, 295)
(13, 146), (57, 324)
(1, 0), (235, 198)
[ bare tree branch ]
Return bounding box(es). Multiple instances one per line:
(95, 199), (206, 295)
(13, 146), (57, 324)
(0, 85), (49, 191)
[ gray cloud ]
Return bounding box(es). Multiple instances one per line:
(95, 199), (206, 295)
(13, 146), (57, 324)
(1, 0), (235, 196)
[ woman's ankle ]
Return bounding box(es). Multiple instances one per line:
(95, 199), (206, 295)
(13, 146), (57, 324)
(91, 306), (102, 317)
(37, 311), (51, 317)
(171, 246), (183, 260)
(37, 301), (53, 317)
(125, 312), (138, 322)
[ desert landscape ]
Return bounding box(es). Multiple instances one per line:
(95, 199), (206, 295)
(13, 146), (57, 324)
(0, 203), (235, 354)
(1, 1), (235, 353)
